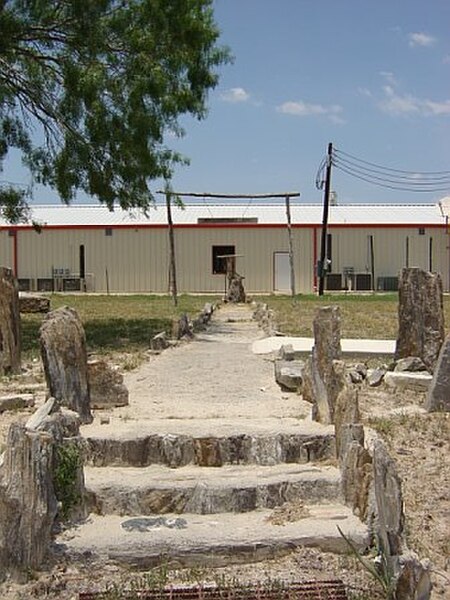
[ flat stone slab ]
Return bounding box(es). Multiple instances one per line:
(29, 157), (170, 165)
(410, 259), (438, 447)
(82, 418), (336, 468)
(85, 463), (341, 515)
(58, 505), (369, 569)
(253, 337), (395, 357)
(384, 371), (432, 392)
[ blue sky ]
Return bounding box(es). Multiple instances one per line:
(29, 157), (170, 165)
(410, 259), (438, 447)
(4, 0), (450, 205)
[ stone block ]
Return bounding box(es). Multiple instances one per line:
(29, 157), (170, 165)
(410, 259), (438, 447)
(426, 333), (450, 412)
(19, 293), (50, 313)
(274, 359), (304, 391)
(384, 371), (432, 392)
(394, 357), (428, 373)
(0, 394), (34, 413)
(150, 331), (169, 351)
(366, 368), (386, 387)
(88, 359), (129, 409)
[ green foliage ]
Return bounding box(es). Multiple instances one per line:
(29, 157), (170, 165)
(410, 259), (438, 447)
(337, 526), (396, 600)
(54, 442), (82, 520)
(0, 1), (230, 214)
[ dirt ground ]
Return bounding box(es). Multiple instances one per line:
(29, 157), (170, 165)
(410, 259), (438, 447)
(0, 333), (449, 599)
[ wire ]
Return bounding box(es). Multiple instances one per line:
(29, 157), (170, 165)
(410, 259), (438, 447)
(330, 146), (450, 193)
(333, 162), (450, 193)
(334, 147), (450, 177)
(333, 154), (450, 184)
(333, 157), (450, 188)
(315, 156), (327, 190)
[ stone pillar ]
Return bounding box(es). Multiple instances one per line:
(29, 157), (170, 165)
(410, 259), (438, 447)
(302, 306), (343, 423)
(425, 333), (450, 412)
(0, 400), (87, 581)
(0, 266), (21, 375)
(372, 439), (404, 557)
(395, 268), (444, 371)
(0, 423), (58, 580)
(40, 306), (92, 423)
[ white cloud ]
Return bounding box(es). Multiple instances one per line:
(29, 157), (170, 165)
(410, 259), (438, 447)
(424, 100), (450, 115)
(220, 87), (250, 103)
(380, 85), (420, 115)
(408, 32), (437, 47)
(277, 101), (343, 121)
(379, 85), (450, 117)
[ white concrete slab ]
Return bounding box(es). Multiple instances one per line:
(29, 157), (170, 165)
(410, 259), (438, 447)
(252, 336), (396, 356)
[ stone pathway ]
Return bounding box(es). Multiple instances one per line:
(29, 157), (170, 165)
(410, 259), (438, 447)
(58, 304), (368, 569)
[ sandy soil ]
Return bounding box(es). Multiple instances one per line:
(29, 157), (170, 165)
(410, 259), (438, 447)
(0, 304), (448, 599)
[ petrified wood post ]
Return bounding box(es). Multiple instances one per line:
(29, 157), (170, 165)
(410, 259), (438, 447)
(0, 423), (58, 580)
(0, 266), (21, 375)
(302, 305), (343, 423)
(40, 306), (92, 423)
(395, 267), (444, 371)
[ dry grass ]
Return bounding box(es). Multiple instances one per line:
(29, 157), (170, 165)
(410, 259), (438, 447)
(257, 293), (450, 339)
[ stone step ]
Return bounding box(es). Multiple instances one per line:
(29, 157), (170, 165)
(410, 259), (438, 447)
(82, 419), (335, 468)
(58, 505), (368, 569)
(85, 463), (341, 516)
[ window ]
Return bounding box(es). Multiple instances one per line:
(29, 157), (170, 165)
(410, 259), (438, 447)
(212, 245), (235, 274)
(198, 217), (257, 224)
(105, 228), (113, 236)
(418, 228), (425, 235)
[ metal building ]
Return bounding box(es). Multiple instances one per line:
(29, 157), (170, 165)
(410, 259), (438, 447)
(0, 202), (448, 294)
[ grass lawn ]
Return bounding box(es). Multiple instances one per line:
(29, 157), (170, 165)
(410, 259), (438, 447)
(21, 292), (450, 365)
(21, 294), (221, 363)
(255, 293), (450, 340)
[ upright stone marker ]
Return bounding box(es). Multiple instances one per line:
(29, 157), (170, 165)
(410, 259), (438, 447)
(40, 306), (92, 423)
(0, 423), (58, 580)
(302, 305), (342, 423)
(425, 333), (450, 412)
(395, 267), (444, 371)
(0, 266), (21, 375)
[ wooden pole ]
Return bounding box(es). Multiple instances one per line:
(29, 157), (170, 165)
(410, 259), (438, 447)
(369, 234), (375, 291)
(318, 143), (333, 296)
(285, 194), (296, 296)
(166, 191), (178, 307)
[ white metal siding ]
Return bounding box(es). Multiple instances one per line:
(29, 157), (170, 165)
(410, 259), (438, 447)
(11, 223), (449, 294)
(0, 230), (13, 270)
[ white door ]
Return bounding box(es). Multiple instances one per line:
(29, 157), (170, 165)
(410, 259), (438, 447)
(274, 252), (291, 291)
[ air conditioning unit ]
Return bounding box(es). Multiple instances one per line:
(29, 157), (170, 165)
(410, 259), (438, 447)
(325, 273), (342, 291)
(377, 276), (399, 291)
(355, 273), (372, 291)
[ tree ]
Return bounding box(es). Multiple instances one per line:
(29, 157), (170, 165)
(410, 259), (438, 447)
(0, 0), (230, 219)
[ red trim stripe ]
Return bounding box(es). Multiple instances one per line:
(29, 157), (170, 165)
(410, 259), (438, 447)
(0, 222), (447, 231)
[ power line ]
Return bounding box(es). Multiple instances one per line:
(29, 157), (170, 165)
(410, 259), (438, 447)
(333, 154), (450, 184)
(333, 161), (450, 193)
(327, 146), (450, 193)
(334, 147), (450, 177)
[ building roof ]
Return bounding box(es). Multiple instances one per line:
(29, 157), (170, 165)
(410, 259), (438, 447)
(0, 202), (446, 228)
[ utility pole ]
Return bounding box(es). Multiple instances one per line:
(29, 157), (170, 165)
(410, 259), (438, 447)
(318, 142), (333, 296)
(285, 194), (296, 297)
(165, 190), (178, 306)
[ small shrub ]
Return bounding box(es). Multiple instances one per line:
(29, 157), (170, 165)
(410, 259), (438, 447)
(53, 442), (82, 520)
